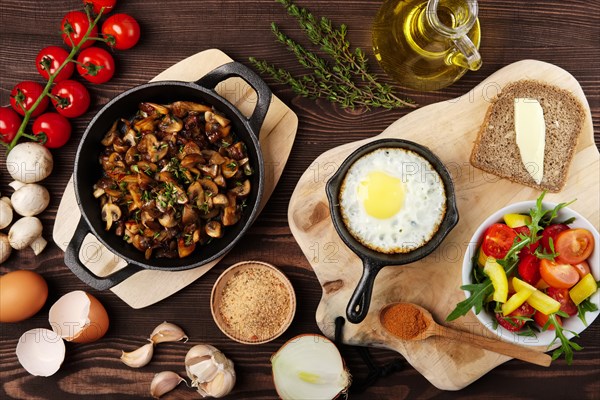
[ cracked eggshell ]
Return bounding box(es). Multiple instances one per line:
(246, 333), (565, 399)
(16, 328), (66, 377)
(49, 291), (110, 343)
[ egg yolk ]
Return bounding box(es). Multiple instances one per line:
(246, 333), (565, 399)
(357, 171), (405, 219)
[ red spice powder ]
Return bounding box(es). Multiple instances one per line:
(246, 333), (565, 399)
(381, 303), (429, 339)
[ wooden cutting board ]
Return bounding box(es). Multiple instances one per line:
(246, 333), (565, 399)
(288, 60), (599, 390)
(53, 49), (298, 309)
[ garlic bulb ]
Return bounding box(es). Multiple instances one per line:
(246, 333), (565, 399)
(150, 321), (188, 344)
(121, 342), (154, 368)
(185, 344), (236, 398)
(150, 371), (186, 398)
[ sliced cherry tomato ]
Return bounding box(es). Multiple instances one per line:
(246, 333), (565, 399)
(61, 11), (98, 49)
(10, 81), (49, 117)
(495, 302), (534, 332)
(84, 0), (117, 15)
(539, 259), (580, 289)
(554, 228), (595, 265)
(518, 254), (541, 286)
(32, 112), (72, 148)
(50, 80), (91, 118)
(541, 224), (569, 252)
(35, 46), (74, 82)
(533, 311), (560, 330)
(76, 47), (116, 84)
(0, 107), (22, 143)
(572, 260), (591, 279)
(102, 14), (141, 50)
(482, 223), (517, 259)
(513, 226), (540, 258)
(546, 287), (578, 316)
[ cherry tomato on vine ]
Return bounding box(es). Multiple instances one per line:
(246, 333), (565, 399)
(10, 81), (49, 117)
(0, 107), (22, 143)
(481, 223), (517, 259)
(101, 14), (141, 50)
(50, 80), (91, 118)
(84, 0), (117, 15)
(76, 47), (115, 84)
(32, 112), (72, 148)
(61, 11), (98, 49)
(35, 46), (75, 83)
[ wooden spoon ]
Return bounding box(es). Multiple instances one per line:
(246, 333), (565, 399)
(380, 303), (552, 367)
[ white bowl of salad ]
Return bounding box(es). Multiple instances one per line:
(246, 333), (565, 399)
(449, 194), (599, 364)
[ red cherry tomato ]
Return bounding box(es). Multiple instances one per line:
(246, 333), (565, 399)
(50, 80), (91, 118)
(546, 287), (578, 317)
(572, 260), (591, 279)
(35, 46), (74, 82)
(495, 302), (534, 332)
(32, 112), (72, 148)
(76, 47), (115, 84)
(541, 224), (569, 252)
(84, 0), (117, 15)
(518, 254), (541, 286)
(482, 223), (518, 259)
(554, 228), (595, 265)
(539, 259), (580, 289)
(513, 226), (540, 258)
(61, 11), (98, 49)
(0, 107), (22, 143)
(102, 14), (141, 50)
(534, 311), (560, 330)
(10, 81), (49, 117)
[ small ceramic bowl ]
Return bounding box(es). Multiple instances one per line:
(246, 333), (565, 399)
(211, 261), (296, 345)
(462, 200), (599, 346)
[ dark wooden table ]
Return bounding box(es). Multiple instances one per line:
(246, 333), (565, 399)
(1, 1), (599, 399)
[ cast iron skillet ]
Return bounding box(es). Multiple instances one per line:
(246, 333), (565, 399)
(326, 139), (459, 324)
(65, 62), (271, 290)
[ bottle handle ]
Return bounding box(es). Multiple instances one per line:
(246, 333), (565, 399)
(449, 35), (482, 71)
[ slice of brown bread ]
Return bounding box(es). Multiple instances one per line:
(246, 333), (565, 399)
(470, 80), (585, 192)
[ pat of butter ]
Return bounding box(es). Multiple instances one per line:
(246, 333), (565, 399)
(514, 98), (545, 185)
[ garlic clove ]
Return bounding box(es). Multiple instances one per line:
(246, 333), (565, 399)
(197, 360), (236, 398)
(150, 371), (186, 398)
(149, 321), (188, 344)
(120, 342), (154, 368)
(185, 344), (236, 398)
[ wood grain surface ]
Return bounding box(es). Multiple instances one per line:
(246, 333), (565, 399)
(1, 1), (599, 399)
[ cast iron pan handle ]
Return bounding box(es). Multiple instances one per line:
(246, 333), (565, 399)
(346, 258), (385, 324)
(195, 62), (272, 134)
(65, 219), (143, 290)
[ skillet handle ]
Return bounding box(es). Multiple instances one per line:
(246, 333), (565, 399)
(195, 61), (272, 134)
(64, 218), (143, 291)
(346, 259), (383, 324)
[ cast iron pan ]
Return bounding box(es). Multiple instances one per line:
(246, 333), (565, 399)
(326, 139), (459, 324)
(65, 62), (271, 290)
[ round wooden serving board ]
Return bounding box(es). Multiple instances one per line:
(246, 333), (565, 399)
(52, 49), (298, 309)
(288, 60), (599, 391)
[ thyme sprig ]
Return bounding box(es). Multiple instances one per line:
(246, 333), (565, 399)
(249, 0), (415, 110)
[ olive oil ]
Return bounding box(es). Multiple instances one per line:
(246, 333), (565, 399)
(373, 0), (481, 91)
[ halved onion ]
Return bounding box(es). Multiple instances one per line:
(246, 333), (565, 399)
(271, 334), (351, 400)
(16, 328), (66, 377)
(48, 290), (110, 343)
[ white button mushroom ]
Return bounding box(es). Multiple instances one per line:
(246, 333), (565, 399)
(9, 182), (50, 217)
(6, 142), (54, 183)
(8, 217), (47, 255)
(0, 233), (12, 264)
(0, 197), (13, 230)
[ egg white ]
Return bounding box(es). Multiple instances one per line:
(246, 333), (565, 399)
(339, 148), (446, 253)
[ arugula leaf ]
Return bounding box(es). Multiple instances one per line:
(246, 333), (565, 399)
(577, 298), (599, 326)
(546, 312), (582, 365)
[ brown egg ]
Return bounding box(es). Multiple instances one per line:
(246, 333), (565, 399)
(0, 270), (48, 322)
(48, 290), (110, 343)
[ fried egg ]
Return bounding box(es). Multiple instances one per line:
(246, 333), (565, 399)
(339, 148), (446, 253)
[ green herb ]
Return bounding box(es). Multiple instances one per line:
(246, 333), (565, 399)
(545, 312), (582, 365)
(226, 161), (237, 169)
(577, 297), (599, 326)
(131, 164), (140, 173)
(249, 0), (415, 110)
(184, 232), (193, 246)
(123, 234), (130, 241)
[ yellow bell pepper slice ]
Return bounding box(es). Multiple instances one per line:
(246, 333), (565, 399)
(502, 286), (534, 316)
(503, 213), (532, 228)
(513, 277), (560, 315)
(477, 247), (493, 268)
(484, 258), (508, 303)
(569, 273), (598, 305)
